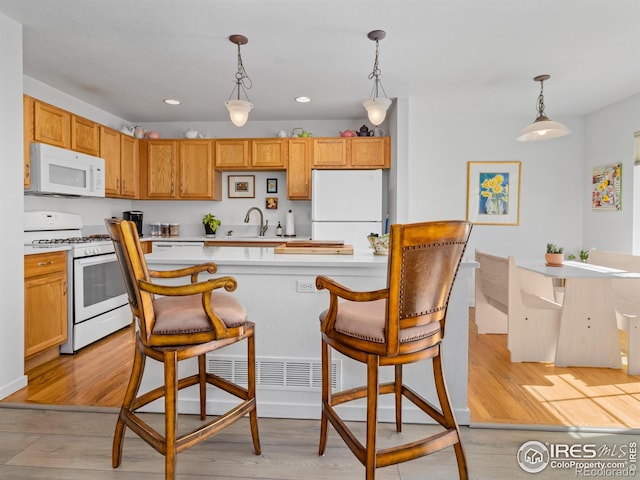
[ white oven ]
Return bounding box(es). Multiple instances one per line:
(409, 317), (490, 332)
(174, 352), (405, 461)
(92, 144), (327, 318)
(73, 253), (128, 322)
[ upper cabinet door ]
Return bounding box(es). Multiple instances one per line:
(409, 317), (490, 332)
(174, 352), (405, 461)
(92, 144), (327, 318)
(23, 95), (34, 188)
(71, 115), (100, 156)
(251, 139), (286, 169)
(312, 138), (348, 167)
(215, 139), (250, 169)
(34, 100), (71, 149)
(146, 141), (177, 198)
(120, 135), (139, 199)
(100, 126), (121, 196)
(178, 140), (214, 199)
(287, 138), (311, 200)
(350, 137), (389, 168)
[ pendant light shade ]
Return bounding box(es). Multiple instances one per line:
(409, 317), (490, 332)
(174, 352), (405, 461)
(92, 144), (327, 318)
(225, 99), (253, 127)
(225, 34), (253, 127)
(517, 74), (570, 142)
(363, 97), (392, 126)
(363, 30), (391, 126)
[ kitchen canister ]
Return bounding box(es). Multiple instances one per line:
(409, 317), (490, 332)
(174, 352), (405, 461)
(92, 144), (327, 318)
(150, 222), (161, 237)
(285, 209), (295, 236)
(170, 223), (180, 236)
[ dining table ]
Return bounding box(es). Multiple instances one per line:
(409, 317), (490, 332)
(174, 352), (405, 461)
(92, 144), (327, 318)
(516, 260), (640, 369)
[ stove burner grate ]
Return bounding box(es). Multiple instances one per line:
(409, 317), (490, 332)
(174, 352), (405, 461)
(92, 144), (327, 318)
(32, 235), (111, 245)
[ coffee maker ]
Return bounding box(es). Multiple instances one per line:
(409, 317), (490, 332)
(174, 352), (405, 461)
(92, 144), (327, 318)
(123, 211), (144, 237)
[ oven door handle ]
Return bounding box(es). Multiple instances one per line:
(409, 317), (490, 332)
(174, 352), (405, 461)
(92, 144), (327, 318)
(74, 252), (117, 267)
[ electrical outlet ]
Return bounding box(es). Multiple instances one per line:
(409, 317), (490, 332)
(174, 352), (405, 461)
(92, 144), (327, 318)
(296, 280), (317, 293)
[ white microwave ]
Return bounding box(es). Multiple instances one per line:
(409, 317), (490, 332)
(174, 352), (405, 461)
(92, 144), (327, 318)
(26, 143), (105, 197)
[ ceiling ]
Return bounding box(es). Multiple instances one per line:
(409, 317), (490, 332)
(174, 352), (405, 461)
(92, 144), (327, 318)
(1, 0), (639, 124)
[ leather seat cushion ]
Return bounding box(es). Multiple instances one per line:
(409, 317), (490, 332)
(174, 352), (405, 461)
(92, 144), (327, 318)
(321, 299), (440, 344)
(153, 292), (247, 334)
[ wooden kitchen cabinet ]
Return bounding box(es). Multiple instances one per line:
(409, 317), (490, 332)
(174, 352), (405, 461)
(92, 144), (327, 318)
(312, 137), (390, 169)
(102, 127), (139, 198)
(24, 251), (68, 371)
(215, 139), (249, 169)
(178, 140), (220, 199)
(101, 126), (121, 196)
(120, 134), (139, 198)
(287, 138), (311, 199)
(71, 115), (100, 156)
(215, 139), (287, 170)
(144, 140), (178, 198)
(312, 138), (348, 167)
(33, 99), (71, 149)
(140, 139), (219, 200)
(350, 137), (389, 168)
(23, 95), (34, 188)
(251, 139), (286, 169)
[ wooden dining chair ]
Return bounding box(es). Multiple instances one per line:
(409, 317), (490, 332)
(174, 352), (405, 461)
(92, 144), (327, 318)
(105, 218), (260, 480)
(316, 220), (473, 480)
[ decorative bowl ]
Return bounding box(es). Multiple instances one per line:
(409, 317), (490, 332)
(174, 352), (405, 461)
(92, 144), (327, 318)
(367, 234), (389, 255)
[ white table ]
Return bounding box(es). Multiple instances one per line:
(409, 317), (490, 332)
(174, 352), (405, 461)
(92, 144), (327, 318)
(517, 260), (640, 368)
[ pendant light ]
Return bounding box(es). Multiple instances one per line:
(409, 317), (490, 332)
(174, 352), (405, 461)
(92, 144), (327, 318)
(225, 34), (253, 127)
(363, 30), (392, 126)
(516, 74), (570, 142)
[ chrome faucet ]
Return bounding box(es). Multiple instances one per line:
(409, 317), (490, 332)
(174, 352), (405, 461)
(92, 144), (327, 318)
(244, 207), (268, 236)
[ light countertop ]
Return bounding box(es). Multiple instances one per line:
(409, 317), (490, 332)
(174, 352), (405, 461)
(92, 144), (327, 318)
(24, 245), (71, 256)
(145, 245), (389, 268)
(142, 235), (306, 243)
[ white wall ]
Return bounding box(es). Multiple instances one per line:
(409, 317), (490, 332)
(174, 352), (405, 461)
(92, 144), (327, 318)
(24, 76), (128, 130)
(406, 95), (586, 260)
(0, 13), (27, 398)
(583, 93), (640, 253)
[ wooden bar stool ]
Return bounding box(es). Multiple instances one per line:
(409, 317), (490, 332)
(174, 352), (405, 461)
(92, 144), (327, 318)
(316, 220), (472, 479)
(105, 218), (260, 480)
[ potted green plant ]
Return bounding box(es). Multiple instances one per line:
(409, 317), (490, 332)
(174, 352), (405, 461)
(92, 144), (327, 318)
(545, 243), (564, 266)
(202, 214), (221, 236)
(579, 249), (590, 263)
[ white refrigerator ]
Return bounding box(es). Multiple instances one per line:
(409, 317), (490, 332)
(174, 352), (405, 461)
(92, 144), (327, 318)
(311, 169), (384, 249)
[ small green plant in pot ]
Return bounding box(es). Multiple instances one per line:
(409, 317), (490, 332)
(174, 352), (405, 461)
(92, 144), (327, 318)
(545, 243), (564, 266)
(579, 249), (590, 263)
(202, 214), (221, 235)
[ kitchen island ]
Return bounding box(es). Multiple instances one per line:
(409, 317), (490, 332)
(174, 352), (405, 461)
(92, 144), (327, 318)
(143, 245), (476, 424)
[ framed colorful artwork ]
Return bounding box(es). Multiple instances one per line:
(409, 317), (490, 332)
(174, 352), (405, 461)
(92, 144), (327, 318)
(266, 197), (278, 209)
(266, 178), (278, 194)
(467, 161), (521, 225)
(228, 175), (255, 198)
(592, 163), (621, 211)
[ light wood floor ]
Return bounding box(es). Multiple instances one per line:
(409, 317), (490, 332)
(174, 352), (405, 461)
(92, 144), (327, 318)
(468, 311), (640, 428)
(1, 406), (636, 480)
(4, 312), (640, 430)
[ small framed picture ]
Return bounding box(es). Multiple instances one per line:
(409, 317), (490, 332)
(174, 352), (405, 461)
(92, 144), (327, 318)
(228, 175), (255, 198)
(266, 178), (278, 194)
(266, 197), (278, 209)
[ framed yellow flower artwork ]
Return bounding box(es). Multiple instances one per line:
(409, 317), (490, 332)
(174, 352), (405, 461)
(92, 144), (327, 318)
(592, 163), (621, 211)
(467, 161), (521, 225)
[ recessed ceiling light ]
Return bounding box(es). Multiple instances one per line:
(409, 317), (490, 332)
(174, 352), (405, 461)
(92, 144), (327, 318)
(163, 99), (182, 105)
(295, 96), (311, 103)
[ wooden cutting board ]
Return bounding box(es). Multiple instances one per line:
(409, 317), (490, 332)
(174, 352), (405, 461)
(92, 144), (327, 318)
(284, 240), (344, 248)
(274, 243), (354, 255)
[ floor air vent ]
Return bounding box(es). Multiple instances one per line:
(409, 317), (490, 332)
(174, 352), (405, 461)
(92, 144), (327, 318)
(206, 355), (340, 391)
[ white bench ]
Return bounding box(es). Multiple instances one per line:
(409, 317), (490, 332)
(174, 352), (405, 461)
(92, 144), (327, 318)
(475, 251), (562, 362)
(588, 250), (640, 375)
